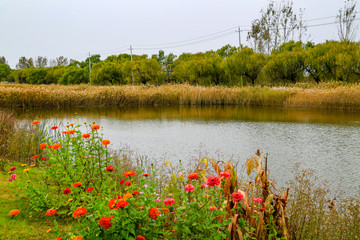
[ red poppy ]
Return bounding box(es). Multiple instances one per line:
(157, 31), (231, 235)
(63, 188), (71, 195)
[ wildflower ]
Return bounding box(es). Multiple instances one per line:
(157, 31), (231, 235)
(108, 198), (117, 210)
(260, 207), (265, 211)
(51, 126), (58, 130)
(21, 164), (27, 167)
(116, 199), (129, 209)
(86, 187), (94, 192)
(124, 171), (136, 177)
(39, 143), (47, 149)
(132, 190), (139, 195)
(32, 120), (40, 125)
(30, 164), (36, 167)
(11, 174), (16, 180)
(174, 217), (177, 222)
(106, 166), (114, 172)
(102, 139), (110, 145)
(135, 236), (146, 240)
(156, 197), (161, 202)
(188, 172), (199, 180)
(92, 121), (96, 124)
(55, 237), (63, 240)
(184, 184), (195, 192)
(41, 157), (46, 161)
(162, 208), (169, 213)
(74, 236), (83, 240)
(171, 229), (176, 232)
(27, 180), (31, 183)
(51, 143), (61, 151)
(46, 209), (57, 216)
(9, 209), (20, 216)
(232, 192), (244, 202)
(91, 125), (100, 130)
(178, 172), (183, 176)
(63, 188), (71, 195)
(32, 154), (40, 159)
(8, 177), (12, 182)
(206, 176), (220, 187)
(99, 217), (112, 230)
(125, 181), (132, 186)
(253, 198), (263, 203)
(203, 194), (210, 198)
(62, 131), (68, 134)
(82, 133), (90, 139)
(120, 180), (124, 184)
(73, 207), (87, 218)
(46, 229), (52, 233)
(68, 129), (76, 135)
(149, 208), (160, 220)
(68, 198), (73, 202)
(73, 182), (82, 188)
(23, 168), (30, 173)
(142, 173), (150, 177)
(164, 198), (175, 206)
(209, 206), (218, 211)
(123, 193), (132, 199)
(144, 184), (148, 188)
(200, 184), (208, 188)
(220, 172), (230, 178)
(9, 166), (16, 171)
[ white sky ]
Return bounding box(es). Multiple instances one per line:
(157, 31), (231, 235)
(0, 0), (356, 68)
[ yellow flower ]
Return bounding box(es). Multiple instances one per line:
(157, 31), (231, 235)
(56, 172), (59, 174)
(125, 188), (129, 191)
(23, 169), (30, 173)
(25, 185), (28, 187)
(92, 121), (96, 124)
(83, 122), (86, 124)
(68, 198), (73, 202)
(123, 193), (132, 199)
(21, 164), (27, 167)
(46, 228), (52, 233)
(26, 180), (31, 183)
(7, 171), (11, 174)
(30, 164), (36, 167)
(203, 194), (210, 198)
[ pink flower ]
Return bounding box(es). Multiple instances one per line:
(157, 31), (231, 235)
(10, 166), (16, 171)
(209, 206), (218, 210)
(188, 173), (199, 180)
(178, 172), (182, 176)
(11, 174), (17, 180)
(156, 198), (161, 202)
(125, 181), (132, 186)
(206, 176), (220, 187)
(174, 217), (177, 222)
(260, 207), (265, 211)
(184, 184), (195, 192)
(164, 198), (175, 206)
(220, 172), (230, 178)
(8, 177), (12, 182)
(253, 198), (263, 203)
(232, 192), (244, 202)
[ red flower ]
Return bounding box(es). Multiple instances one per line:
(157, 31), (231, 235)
(253, 198), (263, 203)
(73, 182), (82, 188)
(135, 236), (146, 240)
(62, 131), (68, 134)
(184, 184), (195, 192)
(106, 166), (114, 172)
(102, 139), (110, 145)
(116, 199), (129, 209)
(46, 209), (57, 216)
(99, 217), (112, 230)
(188, 172), (199, 180)
(149, 208), (160, 220)
(63, 188), (71, 195)
(206, 176), (220, 187)
(125, 181), (132, 186)
(162, 208), (169, 213)
(220, 172), (231, 178)
(51, 143), (61, 151)
(9, 209), (20, 216)
(209, 206), (218, 210)
(164, 198), (175, 205)
(231, 192), (244, 202)
(91, 125), (100, 130)
(55, 237), (63, 240)
(82, 133), (90, 139)
(86, 187), (94, 192)
(68, 129), (76, 135)
(142, 173), (150, 177)
(40, 143), (47, 149)
(32, 120), (40, 125)
(124, 171), (136, 177)
(51, 126), (58, 130)
(120, 180), (125, 184)
(41, 157), (46, 161)
(32, 155), (40, 159)
(132, 190), (139, 195)
(73, 207), (87, 218)
(108, 198), (117, 210)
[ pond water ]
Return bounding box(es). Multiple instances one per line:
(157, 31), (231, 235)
(15, 106), (360, 195)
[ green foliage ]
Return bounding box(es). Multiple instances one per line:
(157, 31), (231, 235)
(0, 63), (12, 82)
(59, 67), (89, 85)
(90, 61), (130, 85)
(45, 66), (66, 84)
(28, 68), (47, 84)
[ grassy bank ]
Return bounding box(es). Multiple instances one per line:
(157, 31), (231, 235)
(1, 83), (360, 110)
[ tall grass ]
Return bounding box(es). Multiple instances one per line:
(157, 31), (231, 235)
(1, 83), (360, 110)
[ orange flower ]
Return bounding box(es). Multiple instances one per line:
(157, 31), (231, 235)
(115, 199), (129, 209)
(61, 131), (68, 134)
(40, 143), (47, 149)
(73, 207), (87, 218)
(51, 143), (61, 151)
(32, 120), (40, 125)
(106, 166), (114, 172)
(132, 190), (139, 195)
(123, 171), (136, 177)
(142, 173), (150, 177)
(149, 208), (160, 220)
(68, 129), (76, 135)
(161, 208), (169, 213)
(46, 209), (57, 216)
(102, 139), (110, 145)
(74, 236), (83, 240)
(123, 193), (132, 199)
(91, 125), (100, 130)
(51, 126), (58, 130)
(135, 236), (146, 240)
(188, 173), (199, 180)
(32, 154), (40, 159)
(55, 237), (63, 240)
(69, 123), (74, 127)
(9, 209), (20, 216)
(82, 133), (90, 139)
(108, 198), (117, 210)
(73, 182), (82, 188)
(209, 206), (218, 211)
(99, 217), (112, 230)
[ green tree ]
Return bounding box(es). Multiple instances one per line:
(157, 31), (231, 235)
(90, 61), (130, 85)
(0, 63), (11, 81)
(35, 56), (48, 68)
(28, 68), (47, 84)
(216, 44), (238, 59)
(59, 67), (89, 85)
(45, 66), (66, 84)
(16, 57), (34, 69)
(0, 56), (7, 64)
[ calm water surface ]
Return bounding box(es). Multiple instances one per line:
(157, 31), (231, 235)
(16, 106), (360, 194)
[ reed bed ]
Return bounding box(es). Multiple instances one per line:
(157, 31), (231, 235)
(1, 83), (360, 110)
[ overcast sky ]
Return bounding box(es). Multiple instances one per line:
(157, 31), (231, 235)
(0, 0), (357, 68)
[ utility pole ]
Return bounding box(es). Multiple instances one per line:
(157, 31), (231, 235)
(237, 26), (242, 50)
(129, 45), (134, 84)
(89, 52), (91, 85)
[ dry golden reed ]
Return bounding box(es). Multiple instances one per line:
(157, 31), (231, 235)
(1, 83), (360, 110)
